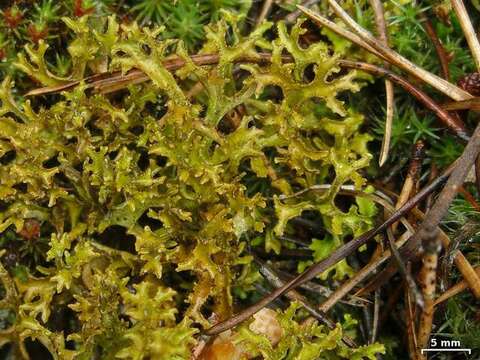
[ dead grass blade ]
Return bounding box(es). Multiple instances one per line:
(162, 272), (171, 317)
(368, 0), (394, 166)
(451, 0), (480, 70)
(299, 4), (472, 101)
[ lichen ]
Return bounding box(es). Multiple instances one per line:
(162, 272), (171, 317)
(234, 302), (385, 360)
(0, 13), (379, 359)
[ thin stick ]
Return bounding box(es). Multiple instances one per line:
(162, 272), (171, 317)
(434, 266), (480, 305)
(387, 228), (423, 307)
(379, 85), (394, 165)
(298, 4), (472, 101)
(425, 164), (438, 212)
(26, 54), (471, 143)
(277, 269), (369, 307)
(371, 289), (380, 343)
(369, 0), (394, 166)
(393, 140), (425, 231)
(451, 0), (480, 71)
(442, 98), (480, 111)
(325, 0), (473, 101)
(256, 0), (274, 25)
(24, 53), (280, 96)
(458, 186), (480, 212)
(405, 265), (419, 359)
(422, 17), (451, 80)
(476, 155), (480, 195)
(362, 304), (373, 343)
(296, 6), (386, 59)
(368, 0), (388, 65)
(282, 185), (416, 313)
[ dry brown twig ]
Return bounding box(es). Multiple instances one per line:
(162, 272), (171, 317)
(458, 186), (480, 212)
(297, 187), (417, 313)
(276, 268), (369, 307)
(422, 17), (451, 81)
(425, 163), (438, 212)
(393, 141), (425, 230)
(405, 263), (419, 359)
(284, 185), (424, 319)
(256, 0), (274, 25)
(371, 289), (380, 343)
(325, 0), (473, 101)
(24, 53), (279, 96)
(387, 227), (424, 307)
(280, 185), (416, 315)
(442, 98), (480, 111)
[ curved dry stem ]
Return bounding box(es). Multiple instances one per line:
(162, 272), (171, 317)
(423, 16), (451, 80)
(386, 228), (424, 308)
(442, 98), (480, 111)
(380, 81), (394, 166)
(257, 0), (274, 25)
(25, 53), (279, 96)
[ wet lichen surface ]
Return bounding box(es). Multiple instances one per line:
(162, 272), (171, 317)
(0, 1), (479, 360)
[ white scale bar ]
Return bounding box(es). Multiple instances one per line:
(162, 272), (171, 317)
(421, 348), (472, 354)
